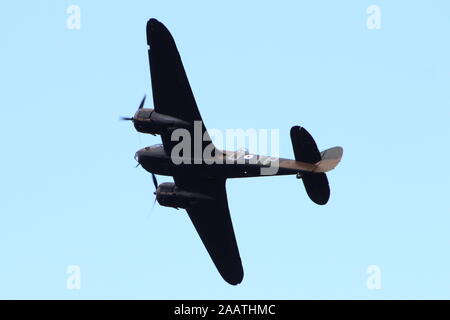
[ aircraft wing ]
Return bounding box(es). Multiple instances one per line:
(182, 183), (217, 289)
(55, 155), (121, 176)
(173, 175), (244, 285)
(146, 19), (214, 154)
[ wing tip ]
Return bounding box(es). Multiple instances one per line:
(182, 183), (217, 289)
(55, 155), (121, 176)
(216, 259), (244, 285)
(147, 18), (160, 27)
(223, 268), (244, 286)
(147, 18), (163, 46)
(146, 18), (174, 48)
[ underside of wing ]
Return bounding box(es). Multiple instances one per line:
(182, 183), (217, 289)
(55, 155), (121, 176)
(173, 175), (244, 285)
(146, 19), (215, 155)
(147, 19), (201, 124)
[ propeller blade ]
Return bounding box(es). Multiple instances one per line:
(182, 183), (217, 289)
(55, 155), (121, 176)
(151, 173), (158, 190)
(138, 95), (146, 109)
(120, 95), (146, 121)
(147, 197), (157, 219)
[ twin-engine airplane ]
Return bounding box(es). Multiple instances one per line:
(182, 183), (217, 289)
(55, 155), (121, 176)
(122, 18), (343, 285)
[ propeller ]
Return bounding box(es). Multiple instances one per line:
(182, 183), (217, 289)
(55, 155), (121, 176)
(120, 95), (146, 121)
(151, 173), (158, 204)
(148, 173), (159, 217)
(151, 173), (158, 190)
(138, 95), (146, 110)
(147, 196), (157, 219)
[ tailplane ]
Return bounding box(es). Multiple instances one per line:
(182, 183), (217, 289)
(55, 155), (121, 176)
(290, 126), (343, 205)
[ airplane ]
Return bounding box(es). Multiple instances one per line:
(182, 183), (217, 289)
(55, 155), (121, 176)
(122, 18), (343, 285)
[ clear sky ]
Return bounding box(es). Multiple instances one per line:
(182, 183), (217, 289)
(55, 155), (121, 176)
(1, 0), (450, 299)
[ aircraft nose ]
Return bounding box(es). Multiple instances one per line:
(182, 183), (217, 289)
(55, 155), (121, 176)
(134, 149), (145, 164)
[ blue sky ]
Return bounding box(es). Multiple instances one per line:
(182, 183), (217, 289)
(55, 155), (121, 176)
(1, 0), (450, 299)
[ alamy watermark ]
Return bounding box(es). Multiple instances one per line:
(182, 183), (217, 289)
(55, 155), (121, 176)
(169, 121), (280, 175)
(66, 265), (81, 290)
(66, 5), (81, 30)
(366, 265), (382, 290)
(366, 5), (381, 30)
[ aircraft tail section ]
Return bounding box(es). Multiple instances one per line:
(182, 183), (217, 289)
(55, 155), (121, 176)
(290, 126), (343, 205)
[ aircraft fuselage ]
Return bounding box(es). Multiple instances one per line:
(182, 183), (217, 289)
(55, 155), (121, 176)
(135, 144), (302, 179)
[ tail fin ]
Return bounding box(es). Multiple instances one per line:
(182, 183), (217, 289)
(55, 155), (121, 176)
(290, 126), (343, 205)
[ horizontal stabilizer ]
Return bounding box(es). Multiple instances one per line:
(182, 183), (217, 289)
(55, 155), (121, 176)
(290, 126), (343, 205)
(290, 126), (321, 164)
(302, 173), (330, 205)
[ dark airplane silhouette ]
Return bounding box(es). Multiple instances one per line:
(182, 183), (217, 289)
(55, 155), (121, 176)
(122, 18), (343, 285)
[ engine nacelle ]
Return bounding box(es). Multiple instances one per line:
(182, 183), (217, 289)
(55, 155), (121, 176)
(155, 182), (212, 209)
(133, 108), (191, 135)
